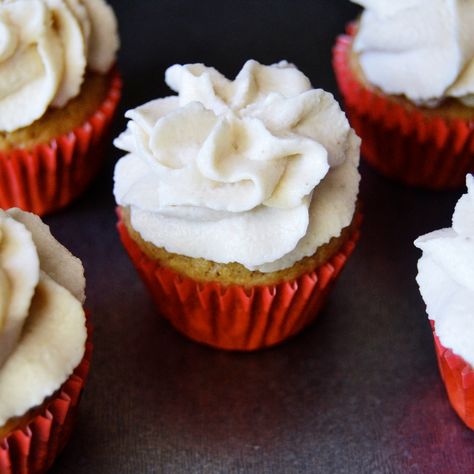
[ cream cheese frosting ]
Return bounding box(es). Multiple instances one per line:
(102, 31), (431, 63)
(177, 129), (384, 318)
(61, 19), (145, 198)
(0, 208), (86, 427)
(114, 60), (360, 273)
(352, 0), (474, 106)
(0, 0), (119, 132)
(415, 175), (474, 366)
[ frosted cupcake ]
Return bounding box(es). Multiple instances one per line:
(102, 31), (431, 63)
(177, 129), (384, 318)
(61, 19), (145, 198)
(415, 175), (474, 429)
(0, 0), (121, 215)
(333, 0), (474, 189)
(0, 208), (91, 472)
(114, 60), (361, 351)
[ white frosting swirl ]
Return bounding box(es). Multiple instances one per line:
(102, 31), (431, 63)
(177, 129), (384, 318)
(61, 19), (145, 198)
(114, 60), (360, 272)
(0, 0), (119, 132)
(415, 175), (474, 366)
(352, 0), (474, 106)
(0, 208), (86, 427)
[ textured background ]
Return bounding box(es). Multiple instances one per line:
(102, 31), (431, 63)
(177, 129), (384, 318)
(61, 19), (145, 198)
(46, 1), (474, 472)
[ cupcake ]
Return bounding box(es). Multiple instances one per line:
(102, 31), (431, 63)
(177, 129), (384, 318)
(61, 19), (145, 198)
(333, 1), (474, 189)
(0, 0), (121, 215)
(114, 60), (361, 351)
(0, 208), (91, 472)
(415, 175), (474, 429)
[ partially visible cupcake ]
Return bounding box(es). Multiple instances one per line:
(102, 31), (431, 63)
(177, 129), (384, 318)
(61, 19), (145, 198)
(0, 208), (91, 473)
(114, 60), (361, 351)
(333, 1), (474, 189)
(0, 0), (121, 215)
(415, 175), (474, 429)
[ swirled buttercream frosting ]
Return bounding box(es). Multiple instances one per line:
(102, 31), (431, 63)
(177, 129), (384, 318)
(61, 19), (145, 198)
(0, 0), (119, 132)
(114, 60), (360, 273)
(352, 0), (474, 106)
(0, 208), (86, 427)
(415, 175), (474, 366)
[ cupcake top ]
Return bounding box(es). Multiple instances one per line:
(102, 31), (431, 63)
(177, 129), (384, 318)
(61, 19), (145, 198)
(415, 175), (474, 366)
(0, 0), (119, 132)
(352, 0), (474, 106)
(0, 208), (86, 427)
(114, 60), (360, 273)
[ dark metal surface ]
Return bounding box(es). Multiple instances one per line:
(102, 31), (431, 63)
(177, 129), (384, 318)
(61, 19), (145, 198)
(45, 1), (474, 472)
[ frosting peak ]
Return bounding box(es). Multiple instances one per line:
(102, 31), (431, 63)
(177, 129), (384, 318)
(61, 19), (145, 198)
(165, 60), (312, 113)
(114, 61), (360, 272)
(0, 0), (119, 132)
(352, 0), (474, 106)
(415, 175), (474, 366)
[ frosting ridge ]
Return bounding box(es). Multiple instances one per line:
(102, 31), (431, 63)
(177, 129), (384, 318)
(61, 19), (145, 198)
(415, 174), (474, 366)
(114, 60), (360, 272)
(352, 0), (474, 106)
(0, 0), (119, 132)
(0, 209), (86, 427)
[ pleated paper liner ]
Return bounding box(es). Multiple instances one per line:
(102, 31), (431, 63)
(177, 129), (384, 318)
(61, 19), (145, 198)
(117, 209), (362, 351)
(0, 70), (122, 216)
(0, 319), (92, 474)
(333, 25), (474, 190)
(431, 321), (474, 430)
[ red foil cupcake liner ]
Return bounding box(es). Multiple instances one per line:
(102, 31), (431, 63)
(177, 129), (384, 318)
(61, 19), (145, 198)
(0, 319), (92, 474)
(0, 70), (122, 215)
(117, 209), (362, 351)
(431, 322), (474, 430)
(333, 25), (474, 190)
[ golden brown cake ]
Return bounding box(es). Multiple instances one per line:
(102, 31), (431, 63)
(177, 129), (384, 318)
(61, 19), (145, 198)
(121, 205), (360, 287)
(0, 72), (112, 151)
